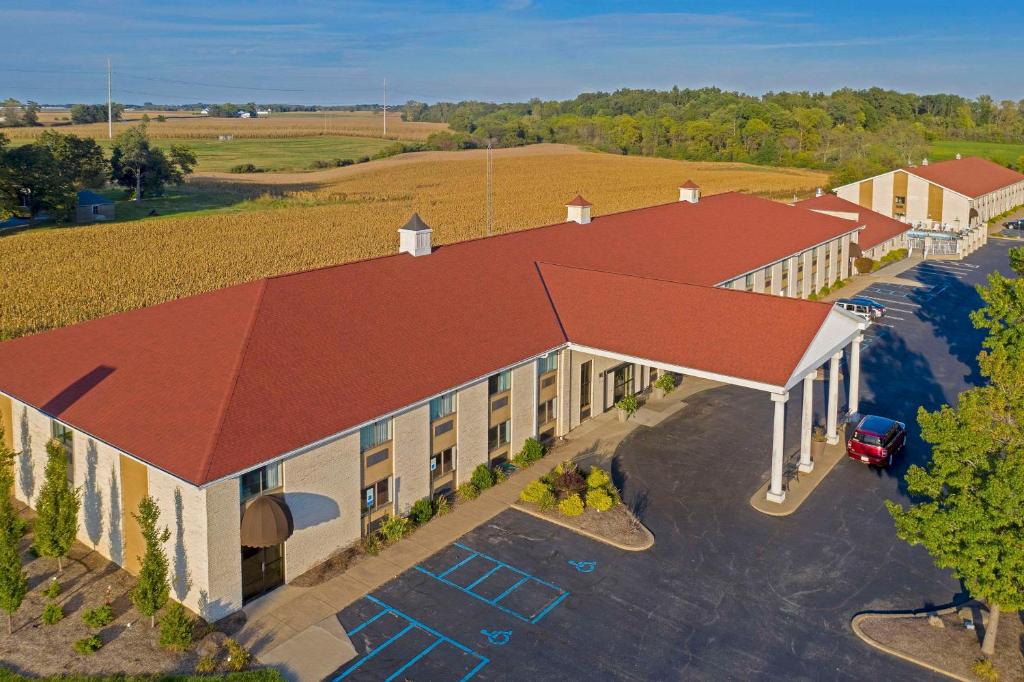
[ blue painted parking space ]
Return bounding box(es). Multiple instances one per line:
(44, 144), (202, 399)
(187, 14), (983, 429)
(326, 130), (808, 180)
(414, 541), (569, 624)
(336, 595), (489, 681)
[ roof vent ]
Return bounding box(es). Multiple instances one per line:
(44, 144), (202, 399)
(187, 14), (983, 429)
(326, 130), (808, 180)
(922, 157), (929, 166)
(815, 187), (824, 197)
(398, 213), (432, 256)
(679, 180), (701, 204)
(565, 195), (592, 224)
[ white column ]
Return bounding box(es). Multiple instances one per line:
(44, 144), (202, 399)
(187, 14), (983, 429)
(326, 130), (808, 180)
(767, 391), (788, 504)
(799, 373), (815, 473)
(848, 334), (862, 416)
(826, 351), (841, 445)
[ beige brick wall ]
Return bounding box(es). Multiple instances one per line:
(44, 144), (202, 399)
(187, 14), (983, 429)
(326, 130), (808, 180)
(204, 477), (242, 621)
(77, 435), (123, 562)
(456, 379), (488, 485)
(510, 362), (536, 455)
(283, 431), (361, 582)
(148, 465), (209, 614)
(392, 404), (430, 514)
(11, 399), (50, 506)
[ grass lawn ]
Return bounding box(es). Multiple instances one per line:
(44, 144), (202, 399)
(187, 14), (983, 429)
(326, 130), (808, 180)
(929, 139), (1024, 167)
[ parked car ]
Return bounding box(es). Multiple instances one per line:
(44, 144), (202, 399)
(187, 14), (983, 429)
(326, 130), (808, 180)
(847, 415), (906, 467)
(835, 297), (886, 321)
(1005, 219), (1024, 230)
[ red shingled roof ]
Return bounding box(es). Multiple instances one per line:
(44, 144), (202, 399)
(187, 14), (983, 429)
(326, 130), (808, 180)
(0, 192), (860, 485)
(905, 156), (1024, 198)
(796, 194), (909, 251)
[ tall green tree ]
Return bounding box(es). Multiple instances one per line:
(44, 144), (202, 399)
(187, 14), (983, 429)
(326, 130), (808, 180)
(131, 495), (170, 627)
(32, 439), (80, 573)
(109, 125), (196, 200)
(36, 130), (107, 189)
(0, 421), (27, 635)
(887, 252), (1024, 657)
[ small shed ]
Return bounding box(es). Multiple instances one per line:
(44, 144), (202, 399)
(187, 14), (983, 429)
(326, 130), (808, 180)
(76, 190), (115, 223)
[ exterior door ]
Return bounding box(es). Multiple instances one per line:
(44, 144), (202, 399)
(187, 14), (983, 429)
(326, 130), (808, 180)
(613, 364), (634, 403)
(241, 544), (285, 603)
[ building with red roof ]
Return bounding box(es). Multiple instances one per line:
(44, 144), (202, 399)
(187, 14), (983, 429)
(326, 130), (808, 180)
(796, 193), (910, 261)
(0, 187), (868, 619)
(834, 155), (1024, 227)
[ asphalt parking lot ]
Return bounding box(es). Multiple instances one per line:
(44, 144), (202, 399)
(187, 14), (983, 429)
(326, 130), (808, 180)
(331, 241), (1019, 681)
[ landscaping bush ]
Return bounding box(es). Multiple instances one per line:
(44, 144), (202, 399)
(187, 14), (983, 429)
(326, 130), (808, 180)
(818, 284), (831, 297)
(158, 602), (195, 652)
(549, 462), (586, 498)
(808, 291), (819, 301)
(831, 278), (847, 290)
(493, 465), (508, 484)
(41, 602), (63, 625)
(470, 464), (495, 491)
(379, 515), (410, 544)
(228, 163), (262, 173)
(512, 438), (545, 467)
(586, 466), (611, 491)
(880, 248), (908, 265)
(81, 604), (114, 628)
(307, 159), (334, 169)
(224, 638), (252, 672)
(519, 480), (556, 510)
(456, 482), (480, 501)
(433, 495), (452, 516)
(360, 533), (381, 556)
(43, 578), (61, 599)
(615, 394), (640, 418)
(585, 487), (614, 512)
(854, 256), (875, 274)
(557, 494), (584, 517)
(653, 373), (676, 394)
(196, 654), (219, 674)
(410, 497), (434, 526)
(971, 658), (999, 682)
(72, 635), (103, 655)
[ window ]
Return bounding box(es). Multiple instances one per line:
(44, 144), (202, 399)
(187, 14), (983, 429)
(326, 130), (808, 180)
(613, 364), (634, 403)
(240, 462), (282, 504)
(362, 478), (390, 514)
(541, 375), (556, 388)
(488, 370), (511, 395)
(537, 353), (558, 374)
(365, 448), (389, 468)
(490, 395), (509, 410)
(429, 393), (455, 421)
(360, 419), (392, 451)
(51, 421), (75, 482)
(579, 361), (592, 419)
(488, 420), (510, 452)
(91, 205), (100, 216)
(431, 447), (456, 481)
(895, 195), (906, 207)
(537, 398), (557, 425)
(433, 420), (454, 437)
(764, 268), (772, 289)
(744, 273), (754, 291)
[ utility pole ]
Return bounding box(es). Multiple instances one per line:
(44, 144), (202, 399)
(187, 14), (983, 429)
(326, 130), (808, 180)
(382, 78), (387, 138)
(107, 58), (113, 139)
(486, 139), (493, 236)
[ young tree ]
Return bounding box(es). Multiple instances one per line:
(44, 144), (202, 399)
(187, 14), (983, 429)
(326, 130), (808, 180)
(33, 439), (80, 573)
(109, 125), (195, 200)
(131, 495), (170, 627)
(0, 420), (27, 635)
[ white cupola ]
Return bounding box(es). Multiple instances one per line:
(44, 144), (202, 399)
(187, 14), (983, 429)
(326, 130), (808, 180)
(679, 180), (701, 203)
(398, 213), (432, 256)
(566, 195), (592, 224)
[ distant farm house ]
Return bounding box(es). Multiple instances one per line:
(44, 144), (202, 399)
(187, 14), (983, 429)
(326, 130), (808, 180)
(257, 109), (271, 117)
(237, 110), (252, 118)
(75, 189), (115, 223)
(200, 108), (209, 115)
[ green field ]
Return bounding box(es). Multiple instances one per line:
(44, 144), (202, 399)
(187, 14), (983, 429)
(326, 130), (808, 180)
(929, 139), (1024, 167)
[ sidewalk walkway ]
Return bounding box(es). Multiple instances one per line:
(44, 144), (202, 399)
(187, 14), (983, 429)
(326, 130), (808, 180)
(821, 255), (924, 303)
(241, 382), (715, 681)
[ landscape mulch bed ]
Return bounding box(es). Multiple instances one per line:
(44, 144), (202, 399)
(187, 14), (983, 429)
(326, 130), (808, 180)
(514, 502), (651, 549)
(857, 604), (1024, 681)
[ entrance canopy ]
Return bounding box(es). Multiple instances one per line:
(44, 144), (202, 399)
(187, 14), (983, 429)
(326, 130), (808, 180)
(240, 495), (294, 548)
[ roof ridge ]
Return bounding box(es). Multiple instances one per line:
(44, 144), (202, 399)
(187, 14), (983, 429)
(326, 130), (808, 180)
(532, 262), (571, 343)
(198, 278), (270, 483)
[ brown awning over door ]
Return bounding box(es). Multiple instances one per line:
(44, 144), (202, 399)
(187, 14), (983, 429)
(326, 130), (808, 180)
(240, 495), (293, 548)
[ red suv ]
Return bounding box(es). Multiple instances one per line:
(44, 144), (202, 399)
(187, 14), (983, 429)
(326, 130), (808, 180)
(847, 415), (907, 467)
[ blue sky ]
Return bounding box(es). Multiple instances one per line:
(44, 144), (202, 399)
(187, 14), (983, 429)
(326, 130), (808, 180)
(3, 1), (1022, 105)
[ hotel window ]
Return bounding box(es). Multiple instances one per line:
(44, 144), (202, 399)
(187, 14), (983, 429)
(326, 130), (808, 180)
(429, 393), (455, 421)
(240, 461), (282, 505)
(361, 478), (390, 514)
(488, 370), (511, 395)
(895, 196), (906, 207)
(764, 268), (773, 290)
(488, 420), (510, 452)
(360, 419), (392, 451)
(744, 273), (754, 291)
(537, 398), (557, 426)
(537, 353), (558, 375)
(431, 447), (456, 481)
(579, 361), (592, 420)
(51, 421), (75, 482)
(780, 260), (789, 289)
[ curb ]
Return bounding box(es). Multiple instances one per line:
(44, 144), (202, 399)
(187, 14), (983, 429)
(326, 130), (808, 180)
(850, 610), (973, 682)
(509, 503), (655, 552)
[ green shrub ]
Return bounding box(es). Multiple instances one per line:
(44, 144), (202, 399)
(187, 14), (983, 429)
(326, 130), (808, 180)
(360, 533), (381, 556)
(831, 278), (846, 289)
(81, 604), (114, 628)
(43, 578), (61, 599)
(196, 654), (219, 674)
(854, 256), (875, 273)
(557, 494), (584, 517)
(585, 488), (614, 512)
(229, 163), (262, 173)
(818, 284), (831, 296)
(224, 638), (252, 672)
(73, 635), (103, 655)
(457, 482), (480, 501)
(159, 602), (195, 652)
(379, 515), (410, 544)
(586, 466), (611, 491)
(615, 394), (640, 417)
(493, 466), (508, 484)
(410, 498), (434, 526)
(512, 438), (545, 467)
(808, 291), (819, 301)
(653, 373), (676, 394)
(519, 480), (556, 509)
(971, 658), (999, 681)
(880, 248), (909, 264)
(470, 464), (495, 491)
(42, 602), (64, 625)
(433, 495), (452, 516)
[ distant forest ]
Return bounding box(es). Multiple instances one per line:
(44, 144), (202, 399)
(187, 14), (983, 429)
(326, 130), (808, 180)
(402, 87), (1024, 184)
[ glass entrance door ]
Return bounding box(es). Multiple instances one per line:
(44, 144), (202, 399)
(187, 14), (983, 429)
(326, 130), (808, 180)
(613, 364), (634, 404)
(241, 544), (284, 602)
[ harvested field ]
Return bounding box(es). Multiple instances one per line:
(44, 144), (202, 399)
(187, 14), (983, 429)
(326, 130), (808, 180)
(0, 145), (828, 339)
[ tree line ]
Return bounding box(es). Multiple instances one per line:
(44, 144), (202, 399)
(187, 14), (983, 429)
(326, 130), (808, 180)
(0, 100), (127, 127)
(0, 125), (195, 221)
(402, 87), (1024, 184)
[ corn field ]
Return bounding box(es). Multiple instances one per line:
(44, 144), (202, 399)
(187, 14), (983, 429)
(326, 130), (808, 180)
(0, 147), (827, 340)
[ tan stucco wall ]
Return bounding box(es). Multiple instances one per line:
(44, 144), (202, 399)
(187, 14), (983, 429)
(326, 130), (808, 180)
(282, 431), (361, 582)
(392, 403), (430, 514)
(510, 362), (536, 455)
(455, 379), (488, 485)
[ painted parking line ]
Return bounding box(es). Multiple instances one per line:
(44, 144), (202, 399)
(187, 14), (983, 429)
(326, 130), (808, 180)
(884, 315), (906, 321)
(860, 295), (920, 307)
(415, 542), (570, 624)
(337, 595), (489, 681)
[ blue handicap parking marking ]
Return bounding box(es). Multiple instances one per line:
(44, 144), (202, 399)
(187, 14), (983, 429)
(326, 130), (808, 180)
(415, 542), (570, 624)
(568, 560), (597, 573)
(337, 595), (489, 682)
(480, 629), (512, 646)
